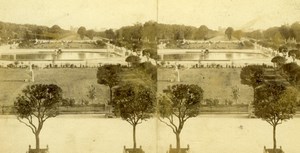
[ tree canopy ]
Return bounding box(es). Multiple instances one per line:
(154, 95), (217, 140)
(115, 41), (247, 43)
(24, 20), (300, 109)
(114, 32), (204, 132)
(97, 64), (121, 104)
(158, 84), (203, 151)
(49, 25), (62, 33)
(288, 49), (300, 61)
(225, 27), (234, 40)
(125, 55), (141, 67)
(240, 65), (265, 89)
(14, 84), (63, 150)
(77, 26), (87, 39)
(85, 29), (95, 40)
(279, 46), (288, 56)
(195, 25), (209, 40)
(271, 56), (286, 68)
(281, 62), (300, 85)
(254, 83), (298, 150)
(112, 83), (155, 149)
(279, 25), (293, 41)
(232, 30), (243, 40)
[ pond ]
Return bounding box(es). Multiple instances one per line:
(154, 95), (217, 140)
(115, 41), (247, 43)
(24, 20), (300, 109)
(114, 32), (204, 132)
(161, 52), (268, 61)
(0, 52), (122, 61)
(0, 114), (299, 153)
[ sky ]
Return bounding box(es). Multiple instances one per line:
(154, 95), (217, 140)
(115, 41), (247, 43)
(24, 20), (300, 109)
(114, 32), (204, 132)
(0, 0), (300, 31)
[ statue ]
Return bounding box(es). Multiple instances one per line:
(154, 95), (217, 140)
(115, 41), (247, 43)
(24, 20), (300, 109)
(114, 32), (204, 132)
(29, 63), (34, 82)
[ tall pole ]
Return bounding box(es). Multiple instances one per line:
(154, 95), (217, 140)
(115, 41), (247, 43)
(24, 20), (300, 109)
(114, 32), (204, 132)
(156, 0), (159, 22)
(175, 63), (180, 82)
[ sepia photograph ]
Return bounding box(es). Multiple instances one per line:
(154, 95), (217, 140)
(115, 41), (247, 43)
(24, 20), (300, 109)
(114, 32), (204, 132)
(0, 0), (300, 153)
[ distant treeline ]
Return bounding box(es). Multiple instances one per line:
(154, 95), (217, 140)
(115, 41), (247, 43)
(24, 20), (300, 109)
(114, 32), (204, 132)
(98, 21), (300, 51)
(253, 22), (300, 50)
(0, 21), (74, 42)
(98, 21), (219, 51)
(1, 20), (300, 50)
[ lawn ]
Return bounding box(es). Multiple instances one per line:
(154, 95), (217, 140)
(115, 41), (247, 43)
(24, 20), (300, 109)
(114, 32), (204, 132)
(0, 68), (106, 106)
(0, 67), (156, 106)
(0, 67), (251, 106)
(157, 67), (253, 105)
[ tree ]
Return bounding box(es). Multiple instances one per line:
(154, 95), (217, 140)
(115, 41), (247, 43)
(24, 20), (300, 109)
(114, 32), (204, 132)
(85, 29), (95, 40)
(291, 22), (300, 42)
(142, 21), (157, 42)
(96, 40), (106, 48)
(34, 27), (46, 39)
(174, 29), (185, 40)
(254, 83), (298, 151)
(271, 56), (286, 68)
(105, 29), (115, 40)
(245, 30), (263, 40)
(263, 27), (280, 41)
(240, 65), (265, 101)
(112, 84), (155, 149)
(14, 84), (62, 150)
(279, 25), (291, 42)
(183, 26), (194, 40)
(282, 62), (300, 75)
(288, 49), (300, 61)
(278, 46), (288, 57)
(49, 25), (61, 33)
(131, 23), (143, 52)
(142, 49), (151, 61)
(296, 43), (300, 51)
(195, 25), (209, 40)
(232, 30), (243, 40)
(205, 98), (219, 110)
(87, 85), (96, 104)
(151, 54), (161, 65)
(273, 32), (284, 48)
(240, 65), (265, 88)
(125, 55), (141, 67)
(158, 84), (203, 152)
(142, 48), (158, 62)
(281, 63), (300, 85)
(77, 26), (86, 39)
(225, 27), (234, 40)
(61, 98), (75, 107)
(231, 86), (240, 104)
(96, 64), (121, 105)
(137, 62), (157, 82)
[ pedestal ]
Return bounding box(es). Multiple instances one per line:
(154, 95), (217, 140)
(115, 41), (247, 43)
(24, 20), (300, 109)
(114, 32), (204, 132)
(263, 146), (284, 153)
(168, 144), (190, 153)
(123, 145), (145, 153)
(27, 145), (49, 153)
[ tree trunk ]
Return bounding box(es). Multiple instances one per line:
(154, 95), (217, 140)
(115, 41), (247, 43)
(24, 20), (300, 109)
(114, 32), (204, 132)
(176, 132), (181, 152)
(35, 133), (40, 150)
(250, 86), (255, 114)
(109, 87), (113, 105)
(253, 86), (256, 102)
(109, 87), (113, 113)
(273, 125), (277, 151)
(133, 124), (137, 149)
